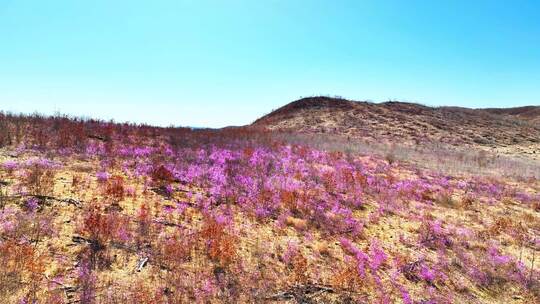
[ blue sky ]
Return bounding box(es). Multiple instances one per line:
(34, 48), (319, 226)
(1, 0), (539, 127)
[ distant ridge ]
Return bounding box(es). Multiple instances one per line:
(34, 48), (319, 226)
(253, 97), (540, 156)
(484, 106), (540, 124)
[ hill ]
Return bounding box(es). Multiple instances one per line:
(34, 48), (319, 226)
(484, 106), (540, 124)
(253, 97), (540, 158)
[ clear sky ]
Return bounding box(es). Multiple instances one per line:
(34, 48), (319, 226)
(1, 0), (539, 127)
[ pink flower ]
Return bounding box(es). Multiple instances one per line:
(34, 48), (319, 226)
(2, 160), (18, 171)
(163, 205), (175, 214)
(282, 241), (299, 264)
(117, 227), (130, 242)
(96, 171), (110, 182)
(340, 238), (369, 277)
(25, 197), (40, 212)
(419, 264), (436, 282)
(369, 239), (387, 271)
(487, 244), (511, 266)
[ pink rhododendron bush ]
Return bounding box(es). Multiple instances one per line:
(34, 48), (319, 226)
(0, 114), (538, 303)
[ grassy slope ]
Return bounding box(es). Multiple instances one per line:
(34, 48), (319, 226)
(0, 114), (539, 303)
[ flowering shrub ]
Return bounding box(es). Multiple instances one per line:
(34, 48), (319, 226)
(1, 160), (18, 172)
(96, 171), (110, 183)
(0, 113), (538, 303)
(418, 218), (452, 250)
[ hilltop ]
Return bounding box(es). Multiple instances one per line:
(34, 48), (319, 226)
(253, 97), (540, 159)
(484, 106), (540, 124)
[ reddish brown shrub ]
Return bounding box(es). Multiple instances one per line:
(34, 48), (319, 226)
(0, 240), (45, 299)
(136, 203), (153, 247)
(21, 162), (56, 196)
(291, 251), (308, 283)
(79, 207), (120, 247)
(333, 262), (364, 290)
(151, 165), (174, 185)
(105, 175), (125, 201)
(200, 218), (237, 267)
(280, 190), (298, 212)
(159, 235), (195, 269)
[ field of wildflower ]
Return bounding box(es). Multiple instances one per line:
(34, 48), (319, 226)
(0, 113), (539, 303)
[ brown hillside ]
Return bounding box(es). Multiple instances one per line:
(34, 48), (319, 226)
(253, 97), (540, 157)
(484, 106), (540, 124)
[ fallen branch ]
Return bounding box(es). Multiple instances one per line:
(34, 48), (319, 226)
(71, 235), (92, 245)
(265, 284), (335, 301)
(136, 257), (149, 272)
(33, 195), (83, 208)
(5, 194), (83, 208)
(88, 134), (107, 141)
(152, 219), (188, 229)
